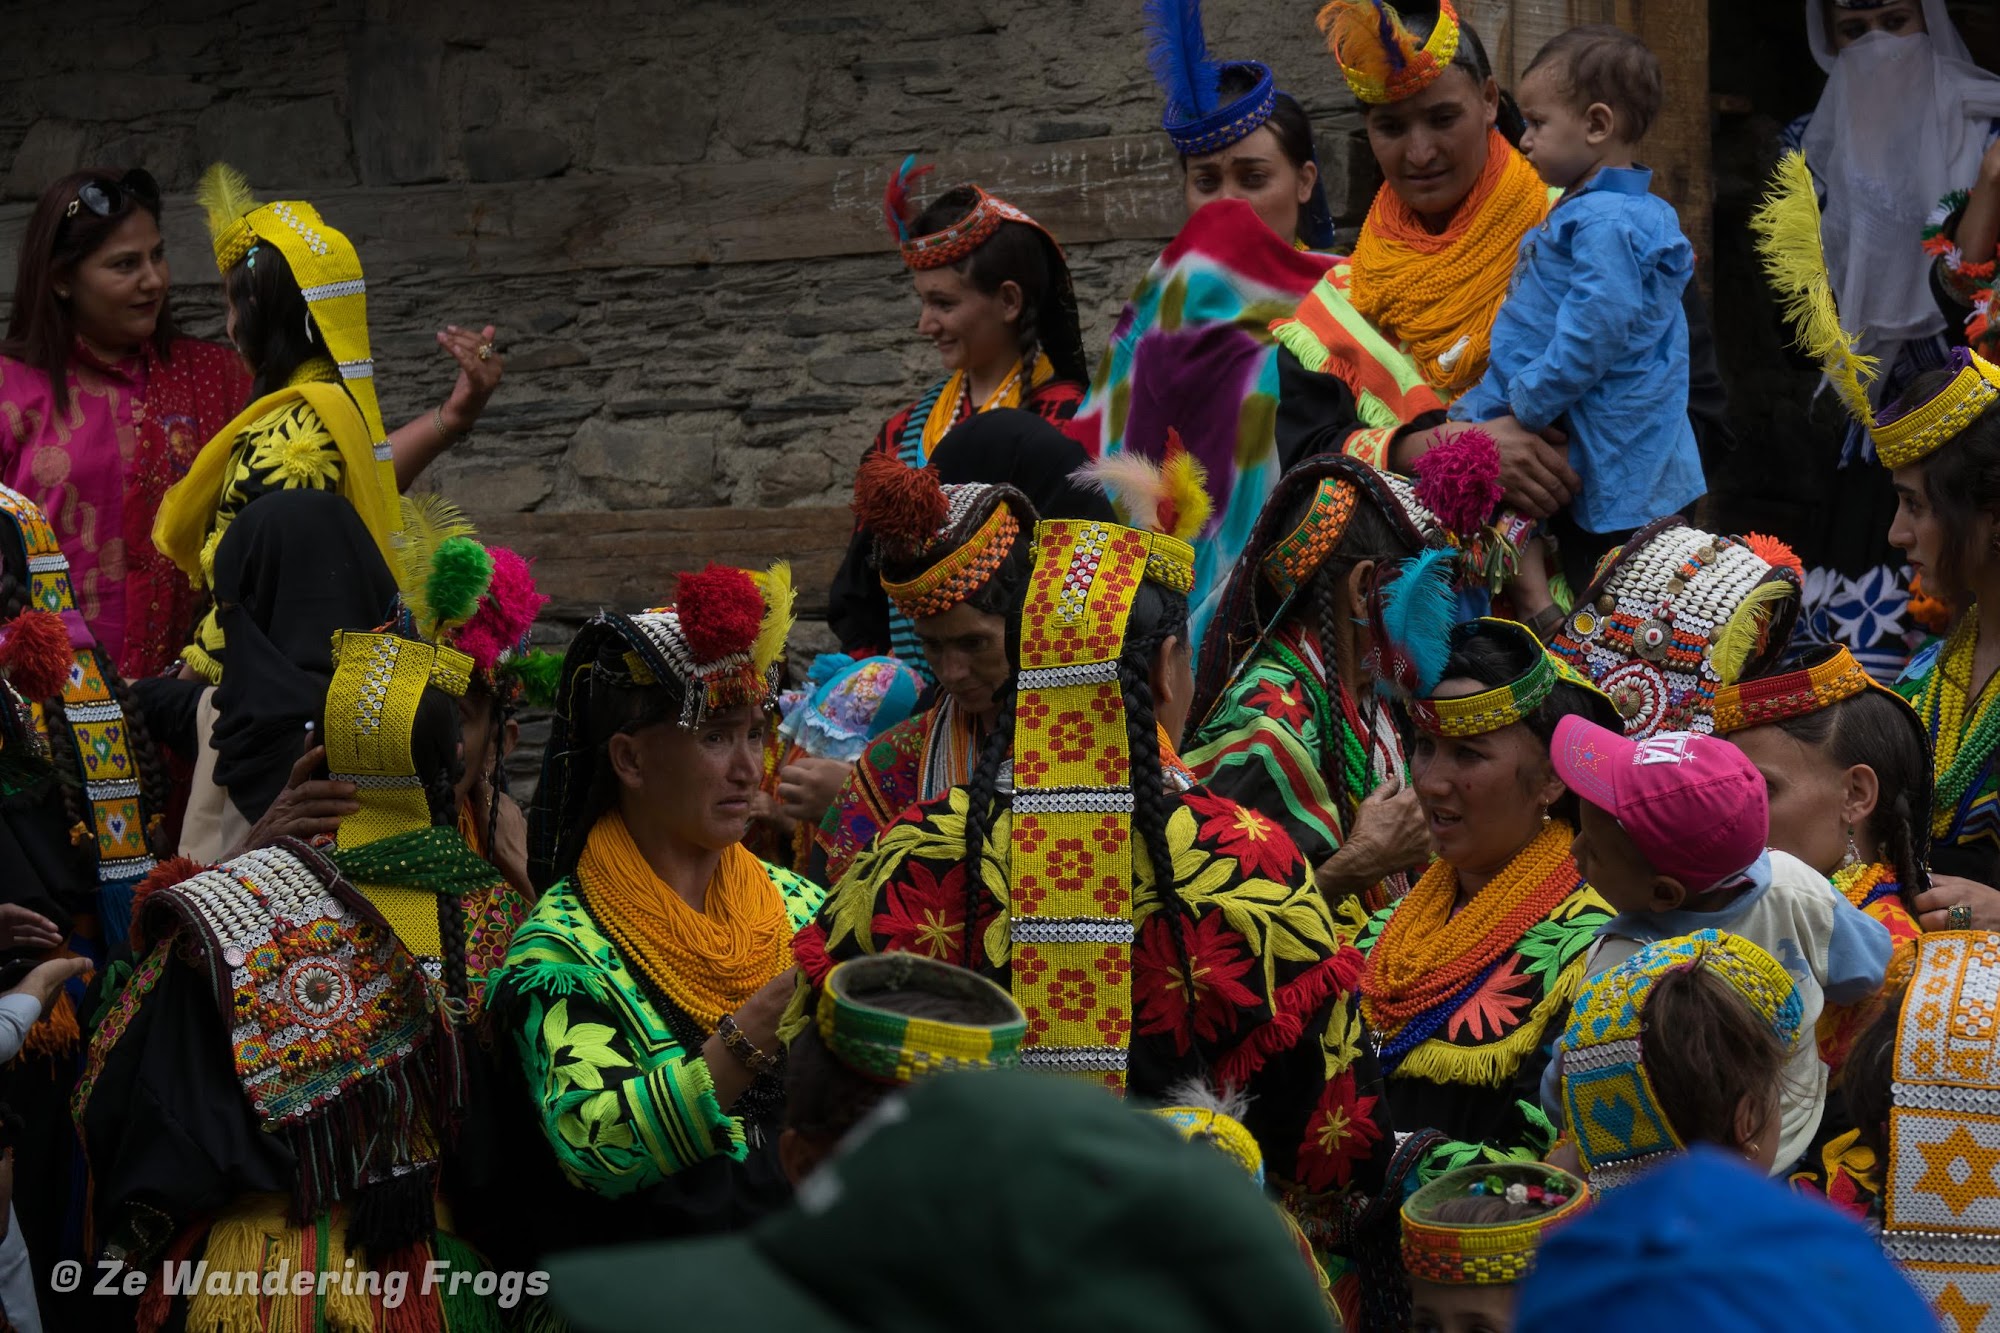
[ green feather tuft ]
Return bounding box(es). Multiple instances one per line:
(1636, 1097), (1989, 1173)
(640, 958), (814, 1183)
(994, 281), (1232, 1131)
(499, 648), (564, 708)
(426, 536), (493, 633)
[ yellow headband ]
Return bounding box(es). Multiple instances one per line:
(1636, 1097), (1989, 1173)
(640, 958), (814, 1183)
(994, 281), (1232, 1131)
(1872, 349), (2000, 470)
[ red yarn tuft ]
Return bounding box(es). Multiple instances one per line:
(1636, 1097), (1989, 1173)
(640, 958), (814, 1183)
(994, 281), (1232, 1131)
(1742, 532), (1805, 581)
(852, 451), (947, 557)
(674, 563), (765, 663)
(1413, 427), (1503, 535)
(0, 610), (74, 701)
(129, 855), (205, 953)
(455, 546), (547, 677)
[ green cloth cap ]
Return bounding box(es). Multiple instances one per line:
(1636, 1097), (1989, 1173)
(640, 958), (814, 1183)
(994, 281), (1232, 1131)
(547, 1069), (1329, 1333)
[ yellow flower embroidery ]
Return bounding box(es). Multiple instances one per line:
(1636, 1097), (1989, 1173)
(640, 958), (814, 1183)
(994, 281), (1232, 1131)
(246, 405), (341, 488)
(558, 1090), (636, 1152)
(541, 997), (631, 1092)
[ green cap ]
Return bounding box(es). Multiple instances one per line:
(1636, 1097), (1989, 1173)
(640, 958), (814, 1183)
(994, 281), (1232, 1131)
(547, 1069), (1329, 1333)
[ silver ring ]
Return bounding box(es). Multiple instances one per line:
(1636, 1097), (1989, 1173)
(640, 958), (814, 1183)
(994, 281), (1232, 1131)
(1950, 903), (1974, 930)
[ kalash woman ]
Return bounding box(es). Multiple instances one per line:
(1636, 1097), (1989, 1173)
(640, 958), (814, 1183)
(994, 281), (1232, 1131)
(152, 164), (408, 685)
(1183, 454), (1446, 918)
(0, 167), (499, 679)
(797, 479), (1401, 1322)
(489, 563), (826, 1240)
(817, 444), (1110, 883)
(1066, 0), (1346, 643)
(1712, 644), (1931, 1071)
(74, 572), (538, 1329)
(1357, 613), (1622, 1162)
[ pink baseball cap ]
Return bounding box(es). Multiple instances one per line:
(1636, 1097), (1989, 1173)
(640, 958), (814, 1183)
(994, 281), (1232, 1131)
(1550, 716), (1769, 896)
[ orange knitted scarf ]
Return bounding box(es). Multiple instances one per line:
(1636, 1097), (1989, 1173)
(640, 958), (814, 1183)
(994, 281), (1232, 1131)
(1362, 819), (1581, 1032)
(576, 811), (791, 1030)
(1348, 129), (1550, 400)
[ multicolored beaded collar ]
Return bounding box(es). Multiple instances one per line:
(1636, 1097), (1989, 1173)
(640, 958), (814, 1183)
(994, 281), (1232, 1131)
(1873, 346), (2000, 471)
(1401, 1162), (1590, 1286)
(817, 954), (1026, 1085)
(1561, 929), (1802, 1191)
(1548, 518), (1801, 739)
(1883, 931), (2000, 1319)
(1319, 0), (1461, 106)
(1410, 618), (1608, 739)
(881, 157), (1062, 272)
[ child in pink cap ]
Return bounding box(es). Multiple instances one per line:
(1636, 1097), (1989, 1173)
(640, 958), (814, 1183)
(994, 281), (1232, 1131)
(1546, 717), (1891, 1172)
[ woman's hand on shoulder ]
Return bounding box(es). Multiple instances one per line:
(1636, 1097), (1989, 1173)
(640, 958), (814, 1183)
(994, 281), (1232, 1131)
(1315, 776), (1430, 898)
(230, 745), (359, 859)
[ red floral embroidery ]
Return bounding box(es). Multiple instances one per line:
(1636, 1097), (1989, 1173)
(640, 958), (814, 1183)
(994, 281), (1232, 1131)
(1184, 789), (1302, 882)
(1247, 679), (1313, 730)
(1296, 1068), (1383, 1191)
(1446, 954), (1536, 1043)
(1134, 911), (1260, 1055)
(873, 859), (992, 963)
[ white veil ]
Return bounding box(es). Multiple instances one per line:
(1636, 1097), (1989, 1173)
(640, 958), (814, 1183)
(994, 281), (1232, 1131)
(1800, 0), (2000, 359)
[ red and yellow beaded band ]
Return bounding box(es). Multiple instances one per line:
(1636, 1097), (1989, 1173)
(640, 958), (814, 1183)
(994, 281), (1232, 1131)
(1261, 477), (1360, 600)
(880, 504), (1022, 621)
(900, 188), (1048, 271)
(1712, 645), (1876, 735)
(1401, 1162), (1590, 1286)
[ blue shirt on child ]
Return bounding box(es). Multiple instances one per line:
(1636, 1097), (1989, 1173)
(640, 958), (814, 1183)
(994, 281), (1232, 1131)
(1452, 165), (1705, 535)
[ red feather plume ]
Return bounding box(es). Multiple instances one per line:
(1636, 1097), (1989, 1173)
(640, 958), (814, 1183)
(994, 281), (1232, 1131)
(0, 610), (73, 701)
(675, 564), (765, 663)
(853, 451), (948, 558)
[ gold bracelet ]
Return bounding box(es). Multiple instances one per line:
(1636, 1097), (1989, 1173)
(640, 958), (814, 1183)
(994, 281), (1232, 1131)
(716, 1013), (782, 1076)
(432, 404), (453, 441)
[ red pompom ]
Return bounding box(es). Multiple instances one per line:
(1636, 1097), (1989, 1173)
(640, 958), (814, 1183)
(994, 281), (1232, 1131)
(0, 610), (74, 701)
(674, 563), (765, 663)
(1743, 532), (1805, 582)
(852, 451), (947, 557)
(129, 855), (205, 953)
(1413, 427), (1503, 535)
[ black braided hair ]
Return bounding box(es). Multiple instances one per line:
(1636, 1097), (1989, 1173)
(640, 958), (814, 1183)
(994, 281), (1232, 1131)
(411, 685), (472, 1015)
(557, 656), (689, 881)
(107, 670), (173, 859)
(958, 687), (1017, 969)
(1310, 570), (1362, 831)
(1767, 680), (1933, 899)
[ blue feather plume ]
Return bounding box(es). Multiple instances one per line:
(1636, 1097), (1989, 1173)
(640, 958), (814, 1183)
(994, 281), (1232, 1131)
(1374, 547), (1458, 698)
(1374, 0), (1408, 74)
(1145, 0), (1221, 118)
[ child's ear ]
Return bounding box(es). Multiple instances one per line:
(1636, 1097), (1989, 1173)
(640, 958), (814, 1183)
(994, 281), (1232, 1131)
(1650, 876), (1688, 913)
(1585, 101), (1617, 145)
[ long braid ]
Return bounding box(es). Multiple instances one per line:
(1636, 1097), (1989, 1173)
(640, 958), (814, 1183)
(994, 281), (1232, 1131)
(1014, 302), (1043, 397)
(958, 687), (1016, 969)
(1310, 565), (1360, 830)
(480, 706), (506, 868)
(1119, 645), (1198, 1008)
(1882, 789), (1928, 904)
(108, 669), (173, 859)
(424, 760), (473, 1014)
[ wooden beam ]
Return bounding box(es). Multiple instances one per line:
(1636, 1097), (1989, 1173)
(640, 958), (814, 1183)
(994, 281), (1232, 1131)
(0, 135), (1189, 297)
(470, 504), (854, 622)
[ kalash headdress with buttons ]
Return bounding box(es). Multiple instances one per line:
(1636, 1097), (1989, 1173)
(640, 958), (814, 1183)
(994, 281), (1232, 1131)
(1318, 0), (1462, 106)
(1145, 0), (1337, 249)
(1400, 1162), (1591, 1286)
(196, 164), (396, 486)
(1546, 517), (1802, 739)
(1880, 930), (2000, 1319)
(1001, 458), (1198, 1091)
(1561, 929), (1802, 1192)
(528, 563), (795, 884)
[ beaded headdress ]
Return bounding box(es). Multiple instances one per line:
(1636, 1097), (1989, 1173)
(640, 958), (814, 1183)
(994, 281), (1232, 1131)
(1071, 439), (1207, 595)
(1262, 476), (1361, 600)
(853, 451), (1034, 622)
(1561, 929), (1802, 1191)
(324, 630), (475, 853)
(816, 954), (1027, 1085)
(1007, 517), (1185, 1091)
(1882, 931), (2000, 1319)
(1400, 1162), (1590, 1286)
(449, 544), (559, 708)
(1407, 618), (1608, 739)
(882, 157), (1059, 272)
(1318, 0), (1462, 106)
(195, 164), (393, 488)
(1151, 1086), (1268, 1188)
(1873, 347), (2000, 471)
(1548, 518), (1802, 739)
(1146, 0), (1337, 248)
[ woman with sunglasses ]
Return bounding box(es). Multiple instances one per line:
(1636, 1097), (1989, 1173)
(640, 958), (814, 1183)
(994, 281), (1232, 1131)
(0, 167), (505, 681)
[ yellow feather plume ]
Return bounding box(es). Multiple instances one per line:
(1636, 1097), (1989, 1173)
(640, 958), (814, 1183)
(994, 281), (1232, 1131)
(393, 492), (478, 633)
(195, 162), (259, 244)
(1747, 152), (1878, 424)
(750, 561), (795, 677)
(1711, 578), (1796, 687)
(1161, 443), (1212, 543)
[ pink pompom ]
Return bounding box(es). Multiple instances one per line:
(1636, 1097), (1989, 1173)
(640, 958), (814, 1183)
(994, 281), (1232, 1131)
(456, 547), (548, 676)
(1414, 428), (1504, 536)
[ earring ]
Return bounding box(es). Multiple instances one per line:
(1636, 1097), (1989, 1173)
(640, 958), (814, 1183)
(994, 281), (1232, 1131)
(303, 311), (315, 344)
(1841, 827), (1860, 869)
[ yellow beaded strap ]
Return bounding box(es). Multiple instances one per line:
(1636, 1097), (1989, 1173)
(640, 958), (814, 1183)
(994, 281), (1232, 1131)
(324, 631), (472, 854)
(1410, 619), (1608, 738)
(1401, 1162), (1590, 1286)
(1562, 929), (1801, 1191)
(0, 484), (154, 887)
(1143, 530), (1197, 595)
(816, 954), (1027, 1085)
(1009, 518), (1152, 1092)
(1712, 644), (1879, 735)
(1873, 348), (2000, 470)
(1883, 931), (2000, 1314)
(1261, 477), (1360, 600)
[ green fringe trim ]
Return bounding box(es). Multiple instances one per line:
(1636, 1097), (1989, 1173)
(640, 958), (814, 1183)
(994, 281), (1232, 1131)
(1272, 317), (1331, 375)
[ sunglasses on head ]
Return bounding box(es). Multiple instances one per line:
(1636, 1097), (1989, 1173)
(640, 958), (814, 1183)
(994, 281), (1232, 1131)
(64, 169), (161, 221)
